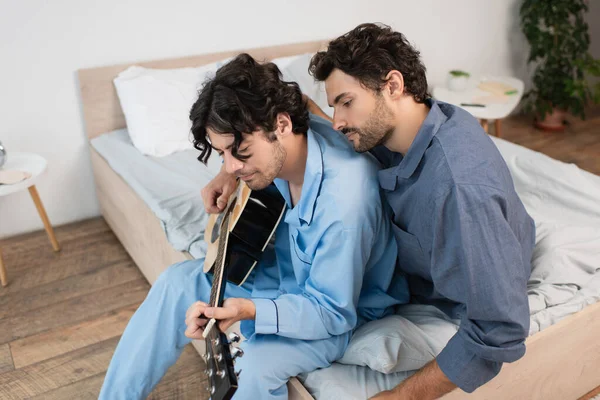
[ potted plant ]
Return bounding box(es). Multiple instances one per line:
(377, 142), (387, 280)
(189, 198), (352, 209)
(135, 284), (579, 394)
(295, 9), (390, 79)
(520, 0), (600, 131)
(447, 70), (471, 92)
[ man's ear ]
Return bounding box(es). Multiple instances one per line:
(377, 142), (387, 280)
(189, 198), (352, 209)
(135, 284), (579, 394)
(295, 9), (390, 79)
(383, 70), (405, 100)
(275, 112), (293, 138)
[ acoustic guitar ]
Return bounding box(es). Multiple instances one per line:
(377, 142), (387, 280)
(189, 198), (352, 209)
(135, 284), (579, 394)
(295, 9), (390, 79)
(201, 180), (286, 399)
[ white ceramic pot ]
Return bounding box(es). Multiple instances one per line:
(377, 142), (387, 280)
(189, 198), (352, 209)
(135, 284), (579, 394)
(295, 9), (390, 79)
(447, 75), (469, 92)
(0, 141), (6, 168)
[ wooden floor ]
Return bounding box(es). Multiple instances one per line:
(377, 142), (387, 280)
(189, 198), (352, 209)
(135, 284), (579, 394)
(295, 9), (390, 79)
(498, 106), (600, 175)
(0, 109), (599, 400)
(0, 218), (208, 399)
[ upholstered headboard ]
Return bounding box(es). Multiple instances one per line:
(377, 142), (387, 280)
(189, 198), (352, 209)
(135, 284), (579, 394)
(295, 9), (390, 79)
(77, 40), (328, 139)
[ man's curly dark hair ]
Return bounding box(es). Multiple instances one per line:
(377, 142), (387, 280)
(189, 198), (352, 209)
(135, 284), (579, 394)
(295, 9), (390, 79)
(309, 23), (430, 103)
(190, 53), (309, 164)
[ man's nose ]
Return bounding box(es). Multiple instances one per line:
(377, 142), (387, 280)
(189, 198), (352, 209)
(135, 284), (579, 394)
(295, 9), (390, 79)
(332, 112), (346, 131)
(223, 152), (244, 174)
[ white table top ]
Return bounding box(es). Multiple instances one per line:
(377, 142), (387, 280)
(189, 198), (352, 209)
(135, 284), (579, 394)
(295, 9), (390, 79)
(433, 76), (524, 120)
(0, 152), (47, 197)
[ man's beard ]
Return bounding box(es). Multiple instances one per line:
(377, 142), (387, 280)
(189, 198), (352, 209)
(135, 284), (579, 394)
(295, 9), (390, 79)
(241, 141), (286, 190)
(342, 97), (395, 153)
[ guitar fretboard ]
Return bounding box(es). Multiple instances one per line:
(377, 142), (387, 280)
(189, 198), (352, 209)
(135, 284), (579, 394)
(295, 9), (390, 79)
(209, 211), (230, 308)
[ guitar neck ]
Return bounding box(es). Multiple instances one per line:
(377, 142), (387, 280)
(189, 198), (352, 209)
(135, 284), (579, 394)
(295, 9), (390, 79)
(209, 212), (230, 308)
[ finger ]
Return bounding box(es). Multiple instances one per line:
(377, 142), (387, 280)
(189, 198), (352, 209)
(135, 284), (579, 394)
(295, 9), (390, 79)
(185, 312), (208, 329)
(185, 302), (202, 322)
(185, 302), (208, 324)
(185, 324), (205, 340)
(203, 190), (221, 214)
(185, 313), (195, 327)
(186, 330), (205, 340)
(206, 201), (222, 214)
(187, 301), (207, 318)
(193, 317), (209, 328)
(201, 186), (214, 204)
(184, 322), (198, 337)
(185, 301), (199, 320)
(204, 306), (237, 320)
(185, 317), (209, 339)
(184, 320), (202, 338)
(216, 195), (227, 211)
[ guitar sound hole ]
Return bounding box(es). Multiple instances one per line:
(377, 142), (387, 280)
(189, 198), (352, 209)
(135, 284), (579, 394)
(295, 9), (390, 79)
(211, 213), (225, 243)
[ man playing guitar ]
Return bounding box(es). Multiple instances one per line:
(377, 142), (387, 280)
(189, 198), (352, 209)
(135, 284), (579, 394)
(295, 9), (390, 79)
(99, 53), (408, 400)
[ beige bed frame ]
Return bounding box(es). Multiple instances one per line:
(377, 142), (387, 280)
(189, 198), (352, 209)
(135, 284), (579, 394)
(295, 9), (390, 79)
(78, 40), (600, 400)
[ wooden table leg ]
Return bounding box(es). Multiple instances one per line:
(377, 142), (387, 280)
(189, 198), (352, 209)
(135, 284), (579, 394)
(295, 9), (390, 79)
(494, 119), (502, 138)
(28, 185), (61, 252)
(0, 247), (7, 287)
(480, 119), (489, 133)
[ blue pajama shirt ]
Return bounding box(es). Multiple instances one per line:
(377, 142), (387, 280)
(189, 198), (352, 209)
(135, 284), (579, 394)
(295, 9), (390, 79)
(99, 115), (408, 400)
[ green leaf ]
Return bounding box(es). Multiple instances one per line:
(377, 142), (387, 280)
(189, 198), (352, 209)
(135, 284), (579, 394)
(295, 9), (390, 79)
(448, 70), (470, 78)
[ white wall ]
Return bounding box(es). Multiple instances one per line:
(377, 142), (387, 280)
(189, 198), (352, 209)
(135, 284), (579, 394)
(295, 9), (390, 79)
(0, 0), (528, 238)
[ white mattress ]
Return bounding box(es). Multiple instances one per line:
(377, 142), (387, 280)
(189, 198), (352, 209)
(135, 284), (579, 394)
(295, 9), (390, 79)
(91, 129), (221, 259)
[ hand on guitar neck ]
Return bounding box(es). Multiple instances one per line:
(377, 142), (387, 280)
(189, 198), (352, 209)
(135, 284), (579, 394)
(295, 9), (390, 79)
(204, 298), (256, 332)
(184, 298), (256, 340)
(184, 301), (211, 340)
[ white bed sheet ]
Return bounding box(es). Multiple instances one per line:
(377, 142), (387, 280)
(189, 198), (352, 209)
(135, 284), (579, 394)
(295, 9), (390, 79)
(490, 137), (600, 333)
(91, 128), (221, 259)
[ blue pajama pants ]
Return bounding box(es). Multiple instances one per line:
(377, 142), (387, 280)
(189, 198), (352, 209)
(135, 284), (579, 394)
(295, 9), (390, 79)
(99, 259), (350, 400)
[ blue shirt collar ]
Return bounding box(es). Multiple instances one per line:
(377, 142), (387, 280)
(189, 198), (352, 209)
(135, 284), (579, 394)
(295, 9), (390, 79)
(379, 99), (447, 190)
(274, 128), (323, 225)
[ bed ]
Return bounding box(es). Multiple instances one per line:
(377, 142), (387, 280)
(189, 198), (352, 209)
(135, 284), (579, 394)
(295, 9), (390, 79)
(77, 41), (600, 400)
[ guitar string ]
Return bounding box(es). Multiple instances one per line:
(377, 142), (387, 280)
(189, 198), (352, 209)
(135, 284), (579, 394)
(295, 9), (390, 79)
(208, 211), (230, 380)
(209, 212), (228, 307)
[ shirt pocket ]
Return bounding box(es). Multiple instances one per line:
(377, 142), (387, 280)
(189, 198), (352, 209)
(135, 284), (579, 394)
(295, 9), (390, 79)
(291, 230), (313, 265)
(392, 226), (428, 275)
(290, 230), (313, 286)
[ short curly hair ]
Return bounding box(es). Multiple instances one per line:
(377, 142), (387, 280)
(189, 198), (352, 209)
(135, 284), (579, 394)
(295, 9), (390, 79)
(190, 53), (309, 163)
(309, 23), (430, 103)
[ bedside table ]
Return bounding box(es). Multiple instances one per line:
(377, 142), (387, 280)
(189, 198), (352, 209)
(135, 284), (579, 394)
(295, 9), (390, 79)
(433, 76), (524, 137)
(0, 152), (61, 287)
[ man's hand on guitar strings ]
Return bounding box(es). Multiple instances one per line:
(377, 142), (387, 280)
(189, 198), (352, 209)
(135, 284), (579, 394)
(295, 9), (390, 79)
(203, 298), (256, 332)
(184, 301), (210, 340)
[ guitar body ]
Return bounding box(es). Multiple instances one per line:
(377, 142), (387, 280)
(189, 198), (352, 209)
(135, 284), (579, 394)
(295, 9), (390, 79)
(204, 181), (286, 285)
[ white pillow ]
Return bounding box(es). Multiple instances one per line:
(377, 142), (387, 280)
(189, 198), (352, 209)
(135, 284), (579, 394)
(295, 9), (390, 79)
(114, 59), (230, 157)
(338, 304), (458, 374)
(271, 53), (333, 118)
(114, 54), (330, 157)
